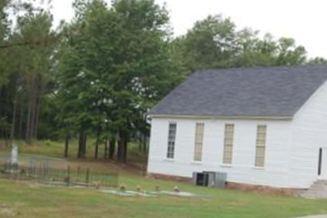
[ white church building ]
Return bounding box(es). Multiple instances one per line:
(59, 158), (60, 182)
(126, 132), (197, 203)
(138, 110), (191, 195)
(147, 65), (327, 189)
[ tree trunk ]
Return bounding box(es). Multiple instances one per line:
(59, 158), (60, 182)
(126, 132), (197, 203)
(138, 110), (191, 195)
(123, 140), (127, 162)
(77, 132), (82, 158)
(109, 138), (115, 160)
(10, 98), (17, 140)
(117, 140), (125, 162)
(64, 133), (69, 158)
(94, 127), (100, 159)
(25, 74), (42, 141)
(27, 76), (35, 141)
(25, 98), (32, 142)
(82, 133), (87, 158)
(78, 131), (87, 158)
(29, 86), (37, 139)
(33, 94), (41, 139)
(18, 101), (24, 139)
(117, 130), (127, 163)
(94, 143), (99, 159)
(104, 138), (108, 159)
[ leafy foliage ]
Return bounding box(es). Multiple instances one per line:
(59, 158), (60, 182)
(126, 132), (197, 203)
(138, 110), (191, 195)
(56, 0), (179, 160)
(0, 1), (326, 161)
(171, 15), (310, 76)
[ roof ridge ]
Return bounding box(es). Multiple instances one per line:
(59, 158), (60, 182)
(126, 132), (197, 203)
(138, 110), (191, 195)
(193, 64), (327, 75)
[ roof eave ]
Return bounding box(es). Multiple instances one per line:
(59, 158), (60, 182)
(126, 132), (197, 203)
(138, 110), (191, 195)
(147, 114), (293, 121)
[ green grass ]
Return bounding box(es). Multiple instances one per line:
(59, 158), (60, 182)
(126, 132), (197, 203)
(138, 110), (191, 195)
(1, 139), (107, 159)
(0, 140), (327, 217)
(0, 174), (327, 218)
(0, 139), (147, 164)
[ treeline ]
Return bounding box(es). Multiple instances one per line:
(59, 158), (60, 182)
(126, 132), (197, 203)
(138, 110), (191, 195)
(0, 0), (326, 162)
(0, 1), (58, 142)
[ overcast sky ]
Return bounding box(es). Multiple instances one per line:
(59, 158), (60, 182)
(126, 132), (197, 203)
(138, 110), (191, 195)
(51, 0), (327, 58)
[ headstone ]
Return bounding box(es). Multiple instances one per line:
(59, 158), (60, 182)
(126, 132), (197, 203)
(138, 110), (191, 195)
(10, 144), (18, 166)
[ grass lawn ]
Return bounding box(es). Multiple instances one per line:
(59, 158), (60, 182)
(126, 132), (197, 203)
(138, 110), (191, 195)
(0, 141), (326, 218)
(0, 139), (147, 165)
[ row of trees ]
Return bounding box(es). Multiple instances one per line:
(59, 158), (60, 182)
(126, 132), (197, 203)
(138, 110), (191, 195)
(56, 0), (179, 161)
(0, 1), (58, 142)
(0, 0), (326, 162)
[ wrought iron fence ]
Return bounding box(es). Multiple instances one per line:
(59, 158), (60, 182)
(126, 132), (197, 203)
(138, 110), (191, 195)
(0, 154), (118, 188)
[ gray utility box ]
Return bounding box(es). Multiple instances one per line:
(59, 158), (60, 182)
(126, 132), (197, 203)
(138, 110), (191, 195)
(192, 171), (227, 188)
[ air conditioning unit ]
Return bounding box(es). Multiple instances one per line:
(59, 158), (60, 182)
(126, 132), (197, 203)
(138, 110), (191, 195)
(192, 171), (227, 188)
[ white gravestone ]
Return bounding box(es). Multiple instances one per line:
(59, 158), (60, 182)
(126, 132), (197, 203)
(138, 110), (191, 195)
(10, 144), (18, 166)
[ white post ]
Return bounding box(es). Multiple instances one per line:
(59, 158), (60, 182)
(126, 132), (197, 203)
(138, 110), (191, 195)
(10, 144), (18, 166)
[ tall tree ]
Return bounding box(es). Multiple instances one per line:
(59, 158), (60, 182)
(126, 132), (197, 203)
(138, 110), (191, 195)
(0, 0), (10, 86)
(0, 0), (12, 140)
(171, 15), (308, 75)
(174, 15), (237, 73)
(109, 0), (179, 162)
(0, 0), (58, 142)
(12, 11), (56, 141)
(56, 0), (178, 161)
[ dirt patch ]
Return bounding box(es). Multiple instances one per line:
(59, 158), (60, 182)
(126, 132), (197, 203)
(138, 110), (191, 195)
(100, 188), (207, 199)
(101, 189), (156, 197)
(225, 182), (302, 196)
(147, 173), (192, 183)
(0, 204), (17, 217)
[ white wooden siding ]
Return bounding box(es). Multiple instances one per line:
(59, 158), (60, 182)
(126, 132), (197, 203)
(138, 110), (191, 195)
(148, 118), (292, 188)
(290, 81), (327, 188)
(148, 81), (327, 189)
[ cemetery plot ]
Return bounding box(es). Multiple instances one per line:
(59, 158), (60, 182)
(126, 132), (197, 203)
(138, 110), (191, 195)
(0, 153), (118, 188)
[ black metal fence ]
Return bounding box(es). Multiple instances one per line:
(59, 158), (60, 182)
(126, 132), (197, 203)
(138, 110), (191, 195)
(0, 162), (118, 188)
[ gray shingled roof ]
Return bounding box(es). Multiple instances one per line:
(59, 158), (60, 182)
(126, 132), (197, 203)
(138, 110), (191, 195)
(149, 65), (327, 118)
